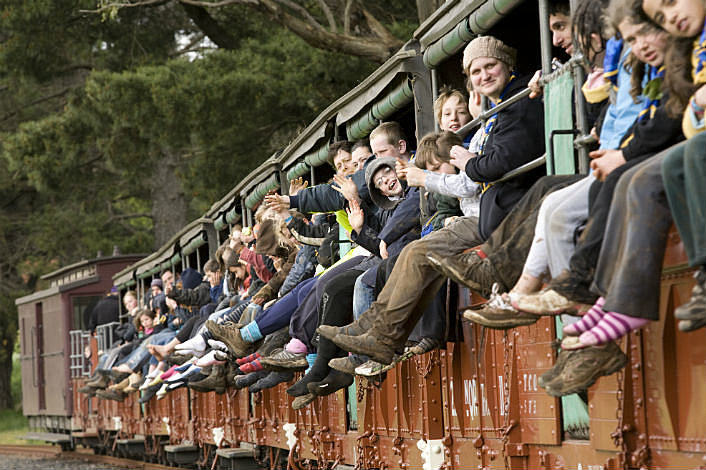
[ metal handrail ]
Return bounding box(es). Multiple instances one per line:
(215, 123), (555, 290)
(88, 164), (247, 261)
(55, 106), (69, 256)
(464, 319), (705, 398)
(96, 322), (120, 353)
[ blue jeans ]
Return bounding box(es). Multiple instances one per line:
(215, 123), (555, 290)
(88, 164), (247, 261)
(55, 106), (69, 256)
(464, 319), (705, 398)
(118, 329), (175, 371)
(353, 271), (375, 320)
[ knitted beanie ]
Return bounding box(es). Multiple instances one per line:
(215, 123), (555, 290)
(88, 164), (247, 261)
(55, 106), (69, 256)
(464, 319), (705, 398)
(462, 36), (517, 72)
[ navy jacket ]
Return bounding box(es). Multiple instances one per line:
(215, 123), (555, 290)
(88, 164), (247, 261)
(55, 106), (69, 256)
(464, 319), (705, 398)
(464, 74), (546, 239)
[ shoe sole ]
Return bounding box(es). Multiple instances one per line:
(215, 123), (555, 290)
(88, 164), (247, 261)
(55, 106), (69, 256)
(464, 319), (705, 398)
(462, 310), (539, 330)
(544, 351), (628, 397)
(259, 358), (309, 371)
(426, 255), (484, 292)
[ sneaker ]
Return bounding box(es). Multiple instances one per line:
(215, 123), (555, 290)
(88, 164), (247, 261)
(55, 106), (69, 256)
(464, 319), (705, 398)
(675, 269), (706, 332)
(513, 288), (582, 316)
(156, 383), (170, 400)
(542, 341), (628, 397)
(259, 350), (308, 371)
(331, 332), (396, 365)
(292, 393), (316, 410)
(427, 250), (499, 298)
(355, 359), (396, 377)
(328, 356), (367, 375)
(195, 350), (227, 368)
(547, 270), (599, 305)
(205, 321), (252, 358)
(462, 284), (539, 329)
(207, 339), (229, 352)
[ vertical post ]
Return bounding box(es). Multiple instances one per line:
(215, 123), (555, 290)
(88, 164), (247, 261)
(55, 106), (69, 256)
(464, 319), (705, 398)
(431, 68), (440, 132)
(569, 0), (590, 173)
(196, 246), (201, 270)
(279, 169), (289, 196)
(310, 165), (316, 186)
(538, 0), (552, 75)
(241, 202), (247, 228)
(247, 208), (253, 227)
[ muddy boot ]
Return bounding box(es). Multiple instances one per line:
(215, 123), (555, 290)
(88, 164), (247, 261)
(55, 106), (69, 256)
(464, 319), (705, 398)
(225, 362), (239, 388)
(317, 309), (376, 341)
(292, 393), (316, 410)
(331, 332), (395, 365)
(205, 321), (252, 358)
(96, 389), (126, 402)
(427, 250), (500, 298)
(542, 341), (627, 397)
(189, 363), (226, 394)
(85, 374), (110, 390)
(234, 370), (269, 390)
(260, 350), (308, 371)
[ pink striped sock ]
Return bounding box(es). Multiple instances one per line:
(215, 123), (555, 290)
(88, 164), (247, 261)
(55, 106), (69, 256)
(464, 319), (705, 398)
(579, 310), (649, 346)
(563, 297), (606, 336)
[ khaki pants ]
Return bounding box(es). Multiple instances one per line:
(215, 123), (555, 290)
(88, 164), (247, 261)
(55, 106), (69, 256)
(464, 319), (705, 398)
(365, 217), (482, 347)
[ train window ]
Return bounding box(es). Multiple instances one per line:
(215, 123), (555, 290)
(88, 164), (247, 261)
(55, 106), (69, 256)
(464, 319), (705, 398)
(73, 295), (101, 331)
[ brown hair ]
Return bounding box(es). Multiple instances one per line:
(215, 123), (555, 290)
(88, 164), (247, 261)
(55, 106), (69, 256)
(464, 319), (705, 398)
(433, 87), (470, 128)
(370, 122), (407, 148)
(414, 132), (464, 170)
(133, 307), (155, 330)
(327, 141), (353, 168)
(663, 37), (699, 117)
(203, 258), (220, 274)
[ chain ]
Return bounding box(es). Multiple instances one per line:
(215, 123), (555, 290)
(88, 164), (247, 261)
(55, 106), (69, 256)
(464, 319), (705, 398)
(414, 350), (440, 378)
(500, 331), (514, 470)
(610, 337), (628, 470)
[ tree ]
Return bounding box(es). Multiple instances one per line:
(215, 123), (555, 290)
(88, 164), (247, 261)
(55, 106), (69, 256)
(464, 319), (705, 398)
(85, 0), (423, 62)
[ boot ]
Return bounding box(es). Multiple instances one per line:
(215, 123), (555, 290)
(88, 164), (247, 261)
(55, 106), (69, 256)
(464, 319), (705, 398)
(189, 363), (227, 394)
(427, 250), (499, 298)
(205, 321), (252, 358)
(85, 374), (110, 390)
(317, 309), (375, 341)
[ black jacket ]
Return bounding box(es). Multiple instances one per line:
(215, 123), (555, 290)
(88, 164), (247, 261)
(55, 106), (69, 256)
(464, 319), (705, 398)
(168, 281), (211, 308)
(620, 91), (684, 161)
(289, 156), (381, 232)
(88, 295), (120, 333)
(464, 74), (546, 239)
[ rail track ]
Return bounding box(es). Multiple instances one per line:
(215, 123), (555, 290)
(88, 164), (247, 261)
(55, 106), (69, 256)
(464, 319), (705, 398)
(0, 445), (179, 470)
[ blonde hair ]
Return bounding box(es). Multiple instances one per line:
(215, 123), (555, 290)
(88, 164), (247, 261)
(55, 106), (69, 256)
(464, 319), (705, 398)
(369, 122), (407, 147)
(433, 88), (469, 127)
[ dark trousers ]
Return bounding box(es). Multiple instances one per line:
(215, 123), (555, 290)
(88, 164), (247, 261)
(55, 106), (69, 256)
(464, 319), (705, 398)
(289, 256), (366, 349)
(662, 132), (706, 267)
(255, 276), (316, 336)
(567, 155), (654, 285)
(593, 146), (678, 320)
(484, 174), (583, 289)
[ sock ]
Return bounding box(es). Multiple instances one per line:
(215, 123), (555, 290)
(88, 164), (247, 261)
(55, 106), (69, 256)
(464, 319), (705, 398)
(239, 359), (263, 373)
(305, 353), (317, 375)
(237, 353), (261, 365)
(240, 321), (263, 343)
(285, 338), (308, 354)
(563, 297), (606, 336)
(176, 335), (206, 352)
(579, 310), (649, 346)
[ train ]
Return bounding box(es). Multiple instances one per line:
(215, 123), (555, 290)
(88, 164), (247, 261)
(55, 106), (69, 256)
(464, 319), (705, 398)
(15, 0), (706, 469)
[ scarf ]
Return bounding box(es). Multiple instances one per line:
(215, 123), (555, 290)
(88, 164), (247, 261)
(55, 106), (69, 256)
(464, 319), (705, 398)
(603, 37), (624, 91)
(693, 19), (706, 84)
(479, 73), (517, 194)
(620, 65), (665, 148)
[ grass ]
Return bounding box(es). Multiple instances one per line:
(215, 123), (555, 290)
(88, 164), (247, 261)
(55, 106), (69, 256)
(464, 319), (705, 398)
(0, 408), (31, 445)
(0, 339), (35, 445)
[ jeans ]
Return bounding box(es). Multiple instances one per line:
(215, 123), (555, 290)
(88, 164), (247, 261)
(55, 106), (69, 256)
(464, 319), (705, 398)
(353, 272), (376, 320)
(118, 329), (176, 371)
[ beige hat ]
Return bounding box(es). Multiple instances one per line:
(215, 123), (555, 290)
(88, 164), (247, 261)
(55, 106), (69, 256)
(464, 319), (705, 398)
(462, 36), (517, 72)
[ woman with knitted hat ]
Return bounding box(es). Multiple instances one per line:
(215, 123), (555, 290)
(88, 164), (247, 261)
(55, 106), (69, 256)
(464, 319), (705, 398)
(321, 35), (547, 366)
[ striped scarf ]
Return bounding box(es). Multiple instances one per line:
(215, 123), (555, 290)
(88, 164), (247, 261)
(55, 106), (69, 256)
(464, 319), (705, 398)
(693, 19), (706, 84)
(603, 37), (624, 91)
(479, 73), (517, 194)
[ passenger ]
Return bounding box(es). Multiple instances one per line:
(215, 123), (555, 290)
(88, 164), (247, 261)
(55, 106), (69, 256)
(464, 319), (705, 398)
(319, 35), (546, 366)
(426, 0), (607, 297)
(461, 0), (663, 330)
(351, 139), (372, 172)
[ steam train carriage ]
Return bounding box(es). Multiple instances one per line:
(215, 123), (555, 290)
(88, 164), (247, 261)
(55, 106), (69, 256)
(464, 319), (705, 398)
(18, 0), (706, 468)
